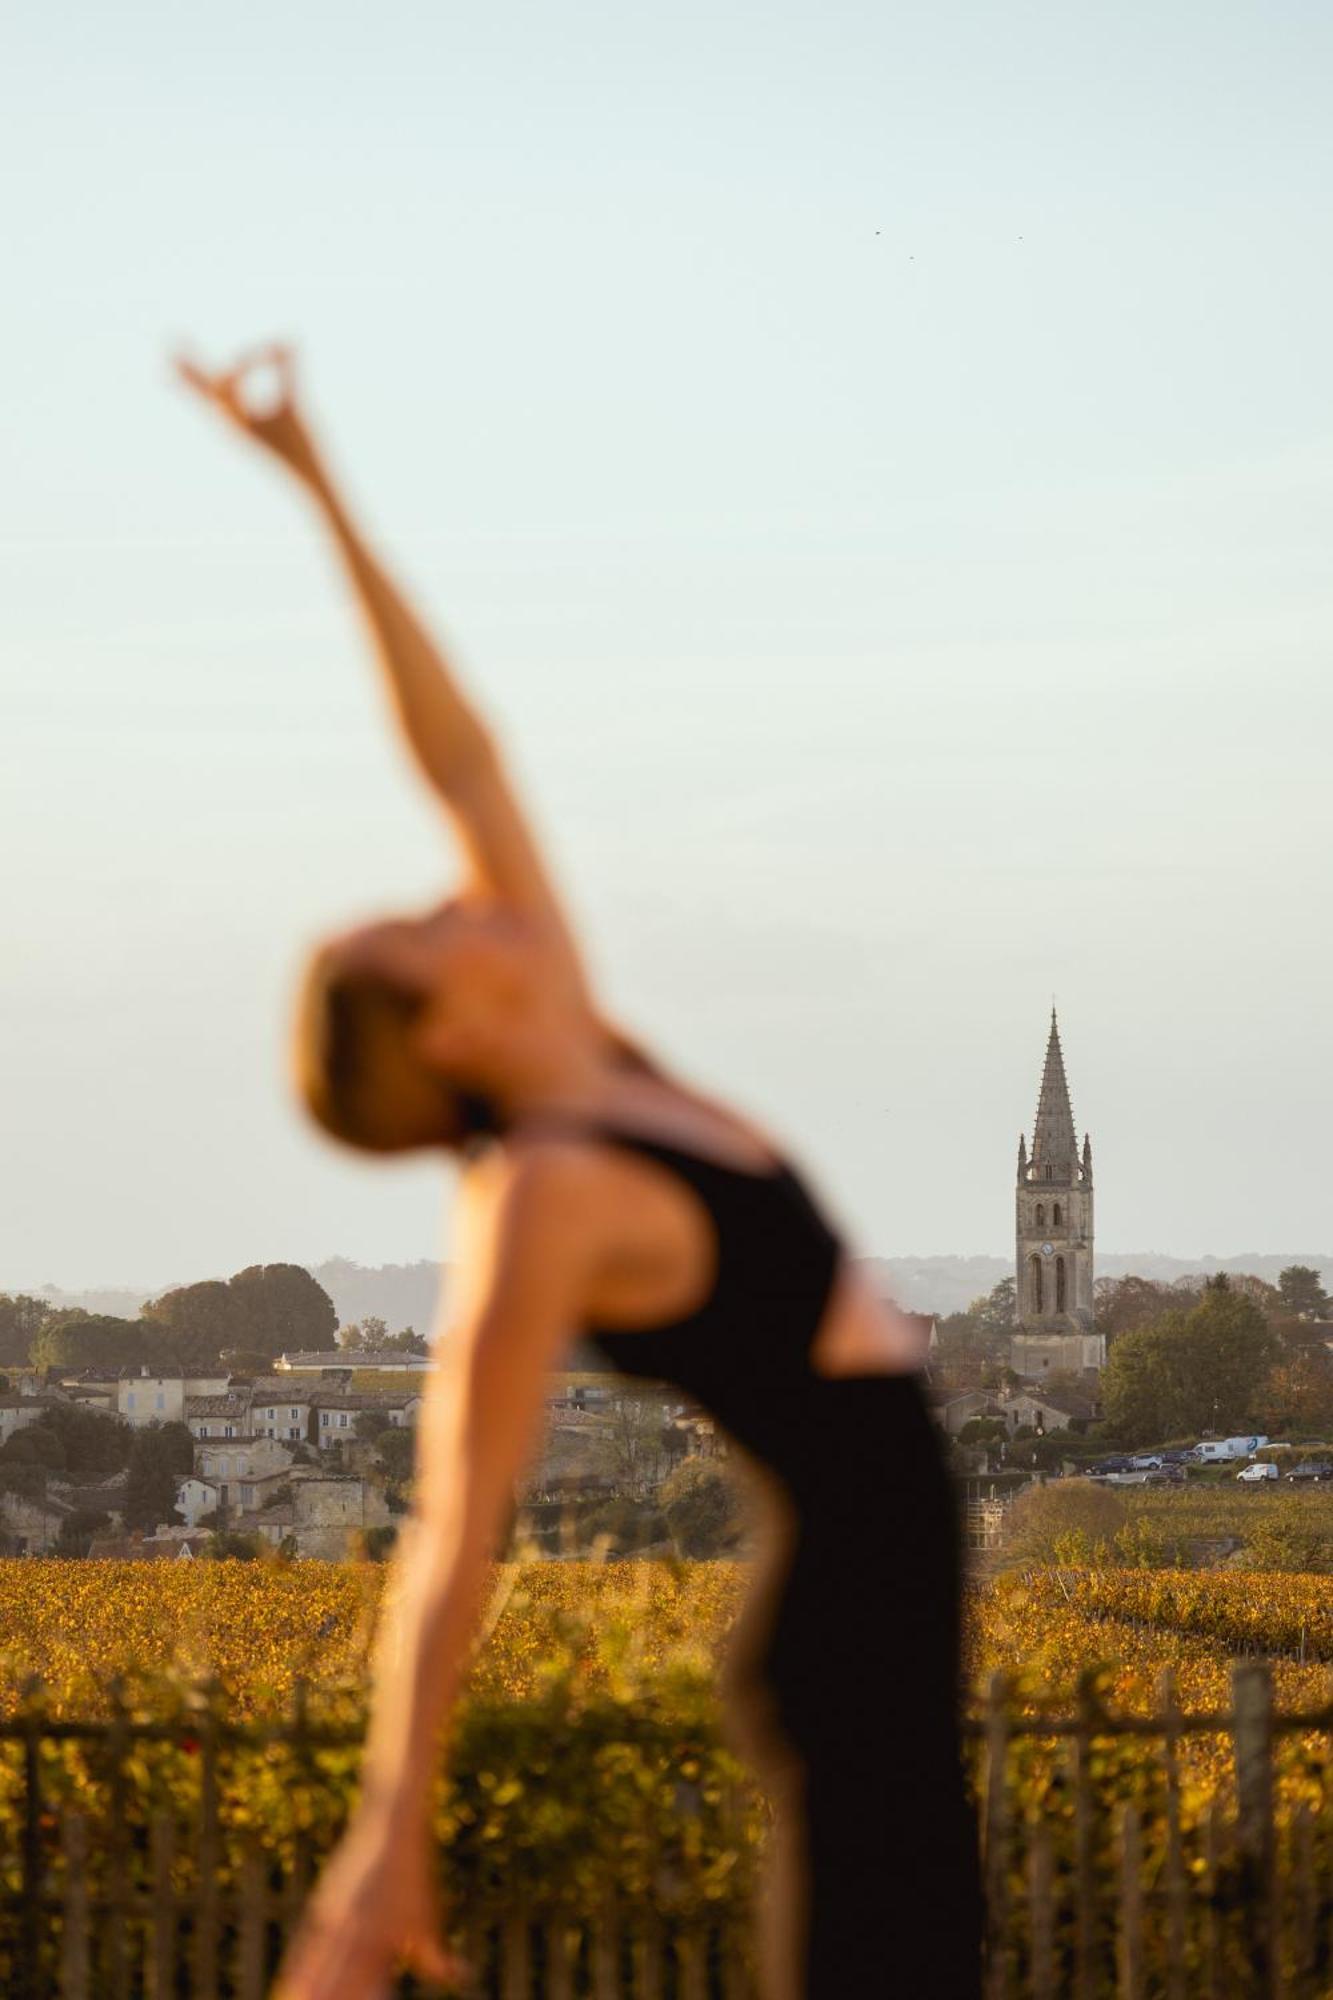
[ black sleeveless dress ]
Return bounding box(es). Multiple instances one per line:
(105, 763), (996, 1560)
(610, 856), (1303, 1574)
(540, 1119), (983, 1998)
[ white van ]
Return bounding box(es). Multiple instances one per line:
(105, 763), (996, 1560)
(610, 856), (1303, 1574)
(1195, 1435), (1270, 1463)
(1236, 1462), (1279, 1483)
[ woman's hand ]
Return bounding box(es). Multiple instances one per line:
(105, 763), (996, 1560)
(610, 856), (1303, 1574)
(171, 340), (329, 494)
(272, 1811), (472, 2000)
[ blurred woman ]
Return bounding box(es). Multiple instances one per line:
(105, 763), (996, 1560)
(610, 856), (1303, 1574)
(175, 343), (983, 2000)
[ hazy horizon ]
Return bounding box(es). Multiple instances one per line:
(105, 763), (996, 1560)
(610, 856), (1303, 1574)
(9, 1249), (1332, 1322)
(5, 1), (1331, 1289)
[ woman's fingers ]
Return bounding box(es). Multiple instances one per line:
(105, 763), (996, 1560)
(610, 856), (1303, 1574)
(171, 351), (218, 400)
(169, 341), (298, 421)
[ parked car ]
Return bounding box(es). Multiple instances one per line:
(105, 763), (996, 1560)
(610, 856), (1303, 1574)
(1091, 1456), (1133, 1474)
(1159, 1450), (1193, 1466)
(1129, 1455), (1164, 1471)
(1286, 1461), (1333, 1483)
(1236, 1462), (1279, 1483)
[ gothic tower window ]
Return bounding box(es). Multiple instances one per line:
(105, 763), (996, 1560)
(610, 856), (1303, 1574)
(1056, 1257), (1066, 1313)
(1030, 1254), (1043, 1315)
(1036, 1204), (1045, 1226)
(1053, 1203), (1062, 1226)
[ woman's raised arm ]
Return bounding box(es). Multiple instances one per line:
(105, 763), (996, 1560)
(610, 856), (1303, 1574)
(173, 343), (592, 997)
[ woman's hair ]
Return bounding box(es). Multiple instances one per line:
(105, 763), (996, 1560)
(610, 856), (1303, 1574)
(294, 950), (500, 1155)
(294, 939), (664, 1157)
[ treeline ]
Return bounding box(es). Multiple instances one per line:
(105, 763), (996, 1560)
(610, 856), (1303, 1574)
(0, 1263), (339, 1378)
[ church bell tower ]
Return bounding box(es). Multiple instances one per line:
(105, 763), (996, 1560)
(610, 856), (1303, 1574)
(1012, 1011), (1104, 1380)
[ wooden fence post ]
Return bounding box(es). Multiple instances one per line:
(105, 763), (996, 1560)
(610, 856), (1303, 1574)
(500, 1905), (531, 2000)
(1157, 1668), (1189, 2000)
(1073, 1670), (1101, 2000)
(148, 1813), (177, 2000)
(1204, 1800), (1226, 2000)
(236, 1833), (267, 2000)
(1028, 1820), (1056, 2000)
(60, 1811), (91, 2000)
(1117, 1802), (1145, 2000)
(106, 1673), (132, 2000)
(589, 1898), (621, 2000)
(20, 1675), (44, 2000)
(1290, 1802), (1317, 1997)
(193, 1679), (222, 2000)
(1233, 1660), (1278, 1999)
(983, 1669), (1012, 2000)
(632, 1909), (666, 2000)
(676, 1924), (708, 2000)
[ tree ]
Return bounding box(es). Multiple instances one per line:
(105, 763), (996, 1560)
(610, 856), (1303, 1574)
(0, 1462), (47, 1499)
(383, 1327), (429, 1355)
(203, 1531), (265, 1561)
(970, 1279), (1016, 1339)
(338, 1317), (388, 1352)
(1101, 1282), (1277, 1445)
(1094, 1276), (1195, 1344)
(1278, 1266), (1332, 1321)
(124, 1423), (195, 1533)
(34, 1401), (133, 1479)
(0, 1294), (51, 1366)
(607, 1389), (674, 1494)
(56, 1507), (110, 1558)
(660, 1457), (743, 1557)
(933, 1280), (1016, 1390)
(29, 1312), (154, 1376)
(1256, 1347), (1333, 1438)
(1002, 1479), (1128, 1565)
(218, 1349), (275, 1377)
(141, 1265), (338, 1371)
(375, 1428), (416, 1486)
(228, 1264), (337, 1356)
(356, 1410), (393, 1444)
(957, 1417), (1008, 1448)
(139, 1282), (239, 1369)
(0, 1426), (65, 1471)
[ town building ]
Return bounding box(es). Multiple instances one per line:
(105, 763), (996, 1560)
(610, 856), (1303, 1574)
(117, 1369), (230, 1428)
(998, 1386), (1102, 1435)
(1012, 1011), (1105, 1382)
(274, 1349), (431, 1375)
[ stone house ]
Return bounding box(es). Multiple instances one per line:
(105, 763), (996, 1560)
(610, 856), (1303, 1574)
(0, 1391), (63, 1446)
(0, 1488), (73, 1553)
(999, 1386), (1101, 1436)
(930, 1389), (999, 1438)
(185, 1394), (252, 1442)
(239, 1470), (394, 1557)
(245, 1379), (314, 1444)
(188, 1437), (294, 1516)
(117, 1370), (230, 1428)
(312, 1389), (422, 1449)
(57, 1375), (120, 1416)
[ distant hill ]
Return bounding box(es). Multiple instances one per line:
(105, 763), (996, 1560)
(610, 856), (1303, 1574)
(306, 1257), (446, 1338)
(11, 1252), (1331, 1331)
(868, 1252), (1333, 1316)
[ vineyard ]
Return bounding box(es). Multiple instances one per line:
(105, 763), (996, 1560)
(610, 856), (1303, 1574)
(1, 1558), (1332, 1993)
(3, 1554), (1333, 1720)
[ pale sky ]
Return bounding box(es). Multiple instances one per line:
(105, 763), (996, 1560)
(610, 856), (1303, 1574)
(3, 1), (1331, 1291)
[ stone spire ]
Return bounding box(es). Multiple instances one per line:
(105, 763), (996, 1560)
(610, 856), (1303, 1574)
(1029, 1008), (1078, 1178)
